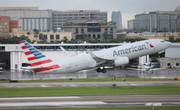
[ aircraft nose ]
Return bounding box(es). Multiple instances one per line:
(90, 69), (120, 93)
(166, 41), (172, 47)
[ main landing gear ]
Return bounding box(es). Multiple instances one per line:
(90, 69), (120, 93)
(96, 67), (106, 73)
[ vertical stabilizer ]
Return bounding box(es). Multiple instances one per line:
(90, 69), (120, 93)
(19, 40), (60, 73)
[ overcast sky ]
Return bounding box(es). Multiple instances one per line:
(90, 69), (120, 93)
(1, 0), (179, 28)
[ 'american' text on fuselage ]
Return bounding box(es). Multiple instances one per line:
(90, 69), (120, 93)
(113, 44), (147, 56)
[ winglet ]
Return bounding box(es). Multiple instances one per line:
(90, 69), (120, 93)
(60, 46), (72, 57)
(87, 50), (98, 60)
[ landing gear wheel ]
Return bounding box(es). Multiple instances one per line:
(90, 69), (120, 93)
(102, 68), (106, 73)
(96, 67), (102, 72)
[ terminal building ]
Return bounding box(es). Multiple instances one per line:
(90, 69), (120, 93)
(52, 10), (108, 31)
(61, 19), (117, 42)
(0, 7), (108, 32)
(0, 43), (179, 71)
(0, 7), (53, 32)
(128, 6), (180, 32)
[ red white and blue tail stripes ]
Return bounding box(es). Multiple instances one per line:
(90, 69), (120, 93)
(19, 40), (60, 73)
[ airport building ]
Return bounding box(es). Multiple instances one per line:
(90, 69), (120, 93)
(0, 7), (53, 32)
(127, 19), (133, 29)
(0, 16), (18, 38)
(61, 19), (117, 41)
(111, 11), (122, 29)
(52, 10), (108, 31)
(128, 6), (180, 32)
(160, 43), (180, 68)
(10, 30), (72, 42)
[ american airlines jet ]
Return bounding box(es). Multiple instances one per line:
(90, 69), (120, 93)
(19, 39), (171, 74)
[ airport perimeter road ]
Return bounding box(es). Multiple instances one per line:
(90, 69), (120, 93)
(0, 95), (180, 109)
(0, 81), (180, 88)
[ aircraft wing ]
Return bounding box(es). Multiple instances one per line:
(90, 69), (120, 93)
(150, 68), (166, 71)
(88, 50), (114, 61)
(126, 68), (142, 71)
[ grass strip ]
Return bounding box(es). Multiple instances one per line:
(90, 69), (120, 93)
(8, 106), (180, 110)
(0, 78), (176, 83)
(0, 86), (180, 97)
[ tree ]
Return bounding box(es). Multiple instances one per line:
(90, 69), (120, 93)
(61, 36), (69, 43)
(145, 26), (148, 32)
(153, 28), (158, 38)
(107, 21), (115, 25)
(19, 35), (31, 43)
(171, 29), (174, 36)
(33, 29), (40, 41)
(83, 34), (90, 43)
(0, 36), (31, 44)
(133, 27), (137, 33)
(90, 38), (98, 43)
(102, 32), (108, 42)
(163, 28), (167, 40)
(69, 38), (77, 43)
(39, 33), (43, 39)
(26, 31), (31, 37)
(169, 36), (175, 42)
(63, 22), (74, 26)
(177, 28), (180, 35)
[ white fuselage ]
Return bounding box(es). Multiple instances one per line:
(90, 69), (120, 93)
(38, 39), (171, 74)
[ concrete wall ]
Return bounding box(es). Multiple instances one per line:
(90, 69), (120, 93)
(158, 58), (180, 68)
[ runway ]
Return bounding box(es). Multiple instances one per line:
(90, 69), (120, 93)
(1, 69), (180, 109)
(1, 68), (180, 81)
(0, 95), (180, 109)
(0, 81), (180, 88)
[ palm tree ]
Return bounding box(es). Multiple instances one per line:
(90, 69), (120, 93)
(171, 29), (174, 36)
(26, 31), (31, 37)
(145, 26), (148, 31)
(61, 36), (69, 43)
(153, 28), (158, 39)
(133, 27), (136, 33)
(83, 34), (90, 43)
(145, 26), (148, 39)
(39, 33), (43, 41)
(33, 29), (40, 41)
(178, 28), (180, 36)
(103, 32), (108, 42)
(163, 28), (167, 40)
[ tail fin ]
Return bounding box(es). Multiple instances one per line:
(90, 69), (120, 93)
(19, 40), (60, 73)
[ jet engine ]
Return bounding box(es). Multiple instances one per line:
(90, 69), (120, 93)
(114, 57), (129, 67)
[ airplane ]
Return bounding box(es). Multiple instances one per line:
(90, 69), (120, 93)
(126, 62), (165, 74)
(0, 67), (3, 73)
(19, 39), (171, 74)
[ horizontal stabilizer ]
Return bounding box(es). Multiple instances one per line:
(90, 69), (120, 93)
(21, 66), (42, 70)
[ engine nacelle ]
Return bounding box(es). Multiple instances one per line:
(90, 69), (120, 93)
(114, 57), (129, 67)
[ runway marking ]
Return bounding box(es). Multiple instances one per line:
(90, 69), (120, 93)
(131, 84), (137, 86)
(70, 85), (77, 87)
(0, 96), (81, 100)
(146, 103), (162, 106)
(0, 101), (107, 107)
(40, 85), (46, 87)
